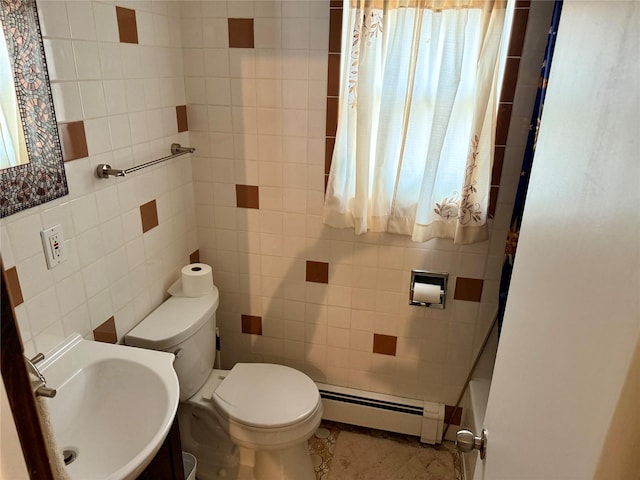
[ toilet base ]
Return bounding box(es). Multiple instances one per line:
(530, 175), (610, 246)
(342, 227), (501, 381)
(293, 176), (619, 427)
(178, 404), (240, 480)
(179, 402), (317, 480)
(235, 443), (315, 480)
(252, 442), (315, 480)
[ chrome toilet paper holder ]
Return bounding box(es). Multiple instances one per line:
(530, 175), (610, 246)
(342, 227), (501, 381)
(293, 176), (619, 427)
(409, 270), (448, 309)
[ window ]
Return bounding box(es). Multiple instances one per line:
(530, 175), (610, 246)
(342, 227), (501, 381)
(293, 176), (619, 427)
(323, 0), (512, 244)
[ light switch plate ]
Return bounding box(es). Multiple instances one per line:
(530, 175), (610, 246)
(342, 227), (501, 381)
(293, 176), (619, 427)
(41, 224), (67, 269)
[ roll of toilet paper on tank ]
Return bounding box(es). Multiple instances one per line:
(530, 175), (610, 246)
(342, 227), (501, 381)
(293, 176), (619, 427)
(413, 283), (442, 304)
(180, 263), (214, 297)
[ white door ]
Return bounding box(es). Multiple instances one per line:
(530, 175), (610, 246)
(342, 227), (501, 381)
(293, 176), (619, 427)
(473, 3), (640, 480)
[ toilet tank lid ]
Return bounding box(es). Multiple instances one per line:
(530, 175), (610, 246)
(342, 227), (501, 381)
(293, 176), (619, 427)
(125, 287), (219, 350)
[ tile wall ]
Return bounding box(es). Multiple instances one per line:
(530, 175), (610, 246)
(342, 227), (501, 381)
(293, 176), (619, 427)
(182, 0), (552, 405)
(0, 0), (196, 355)
(0, 0), (553, 408)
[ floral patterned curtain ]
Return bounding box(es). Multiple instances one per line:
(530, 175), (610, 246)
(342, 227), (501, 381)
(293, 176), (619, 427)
(498, 1), (563, 333)
(323, 0), (507, 244)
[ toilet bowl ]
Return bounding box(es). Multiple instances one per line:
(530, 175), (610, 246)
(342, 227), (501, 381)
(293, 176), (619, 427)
(124, 286), (322, 480)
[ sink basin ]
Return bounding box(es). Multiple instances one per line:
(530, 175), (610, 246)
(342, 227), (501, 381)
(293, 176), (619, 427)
(37, 334), (180, 480)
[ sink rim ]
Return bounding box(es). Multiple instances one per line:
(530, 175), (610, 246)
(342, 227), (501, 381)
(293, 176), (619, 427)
(38, 333), (180, 480)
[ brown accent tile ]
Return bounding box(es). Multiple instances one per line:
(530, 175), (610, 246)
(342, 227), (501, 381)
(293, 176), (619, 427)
(330, 0), (343, 7)
(306, 261), (329, 284)
(508, 8), (529, 57)
(500, 57), (520, 103)
(140, 199), (159, 233)
(325, 137), (335, 175)
(454, 277), (484, 302)
(515, 1), (531, 8)
(445, 405), (463, 425)
(491, 145), (505, 185)
(5, 267), (24, 308)
(116, 6), (138, 44)
(488, 186), (499, 218)
(495, 103), (512, 146)
(326, 97), (339, 137)
(329, 8), (343, 53)
(190, 250), (200, 264)
(176, 105), (188, 132)
(241, 314), (262, 335)
(93, 316), (117, 343)
(228, 18), (254, 48)
(236, 184), (260, 209)
(58, 121), (88, 162)
(327, 53), (341, 97)
(324, 174), (329, 193)
(373, 333), (397, 356)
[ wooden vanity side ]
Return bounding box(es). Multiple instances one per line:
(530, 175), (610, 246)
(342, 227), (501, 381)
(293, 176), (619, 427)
(137, 416), (185, 479)
(1, 262), (55, 479)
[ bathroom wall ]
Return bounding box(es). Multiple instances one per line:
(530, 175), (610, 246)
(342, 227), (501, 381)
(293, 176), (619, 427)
(0, 0), (553, 408)
(0, 0), (196, 356)
(182, 0), (553, 405)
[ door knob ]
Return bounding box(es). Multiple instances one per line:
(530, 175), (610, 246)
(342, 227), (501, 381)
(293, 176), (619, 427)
(455, 428), (487, 459)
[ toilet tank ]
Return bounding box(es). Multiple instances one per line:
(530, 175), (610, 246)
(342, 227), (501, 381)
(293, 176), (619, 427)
(125, 288), (219, 401)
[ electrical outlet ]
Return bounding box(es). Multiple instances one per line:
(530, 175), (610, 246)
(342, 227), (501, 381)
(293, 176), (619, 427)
(41, 225), (67, 269)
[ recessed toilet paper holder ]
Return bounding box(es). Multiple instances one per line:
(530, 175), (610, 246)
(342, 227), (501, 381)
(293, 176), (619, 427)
(409, 270), (448, 309)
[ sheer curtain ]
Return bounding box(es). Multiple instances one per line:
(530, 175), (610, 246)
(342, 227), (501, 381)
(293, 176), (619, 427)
(323, 0), (508, 244)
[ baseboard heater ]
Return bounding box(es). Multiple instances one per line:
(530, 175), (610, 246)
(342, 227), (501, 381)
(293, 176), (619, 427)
(316, 383), (445, 444)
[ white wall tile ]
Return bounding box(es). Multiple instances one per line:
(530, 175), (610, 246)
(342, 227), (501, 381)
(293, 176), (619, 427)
(203, 48), (230, 77)
(254, 18), (282, 49)
(73, 40), (102, 80)
(93, 3), (119, 42)
(202, 19), (229, 48)
(25, 287), (61, 335)
(66, 1), (96, 40)
(206, 78), (232, 105)
(43, 39), (77, 81)
(98, 42), (123, 79)
(136, 11), (156, 45)
(282, 18), (309, 50)
(6, 213), (43, 263)
(50, 82), (83, 122)
(38, 1), (71, 38)
(78, 80), (107, 118)
(201, 2), (227, 18)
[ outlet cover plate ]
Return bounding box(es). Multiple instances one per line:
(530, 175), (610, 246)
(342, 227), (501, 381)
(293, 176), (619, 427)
(41, 224), (67, 269)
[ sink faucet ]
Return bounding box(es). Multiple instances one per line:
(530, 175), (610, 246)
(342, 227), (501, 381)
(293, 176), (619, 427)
(24, 353), (56, 398)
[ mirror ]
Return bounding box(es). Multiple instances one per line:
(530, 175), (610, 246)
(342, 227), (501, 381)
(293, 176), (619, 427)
(0, 0), (68, 218)
(1, 19), (29, 169)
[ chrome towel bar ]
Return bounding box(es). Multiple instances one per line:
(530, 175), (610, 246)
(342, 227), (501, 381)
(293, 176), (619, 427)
(96, 143), (195, 179)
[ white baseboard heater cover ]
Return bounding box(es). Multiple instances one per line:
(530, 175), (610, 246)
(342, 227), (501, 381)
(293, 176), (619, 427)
(316, 383), (445, 444)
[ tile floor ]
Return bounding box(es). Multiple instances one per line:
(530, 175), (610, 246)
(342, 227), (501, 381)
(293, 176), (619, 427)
(308, 421), (462, 480)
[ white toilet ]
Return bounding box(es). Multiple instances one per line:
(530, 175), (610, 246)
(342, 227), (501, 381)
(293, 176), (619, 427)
(124, 286), (323, 480)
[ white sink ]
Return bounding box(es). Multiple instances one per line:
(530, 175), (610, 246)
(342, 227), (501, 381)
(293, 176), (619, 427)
(37, 334), (180, 480)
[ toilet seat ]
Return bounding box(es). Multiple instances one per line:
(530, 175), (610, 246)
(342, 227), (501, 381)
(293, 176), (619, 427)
(212, 363), (320, 429)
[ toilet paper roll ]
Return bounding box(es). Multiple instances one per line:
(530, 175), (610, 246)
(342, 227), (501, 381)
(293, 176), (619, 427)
(413, 283), (442, 304)
(169, 263), (214, 297)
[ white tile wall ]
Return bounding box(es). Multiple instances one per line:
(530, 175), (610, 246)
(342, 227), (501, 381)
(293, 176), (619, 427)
(178, 0), (536, 405)
(0, 1), (195, 356)
(1, 0), (548, 408)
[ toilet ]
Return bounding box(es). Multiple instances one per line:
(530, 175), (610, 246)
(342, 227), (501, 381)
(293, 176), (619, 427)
(124, 286), (323, 480)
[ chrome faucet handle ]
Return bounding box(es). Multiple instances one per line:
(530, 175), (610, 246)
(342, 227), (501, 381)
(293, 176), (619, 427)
(24, 355), (46, 384)
(24, 354), (57, 398)
(35, 386), (57, 398)
(30, 353), (45, 365)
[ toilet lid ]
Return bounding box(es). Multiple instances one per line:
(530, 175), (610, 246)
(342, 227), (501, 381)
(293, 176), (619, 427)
(212, 363), (320, 428)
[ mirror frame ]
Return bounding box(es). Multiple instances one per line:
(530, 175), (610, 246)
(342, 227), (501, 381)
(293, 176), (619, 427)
(0, 0), (68, 218)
